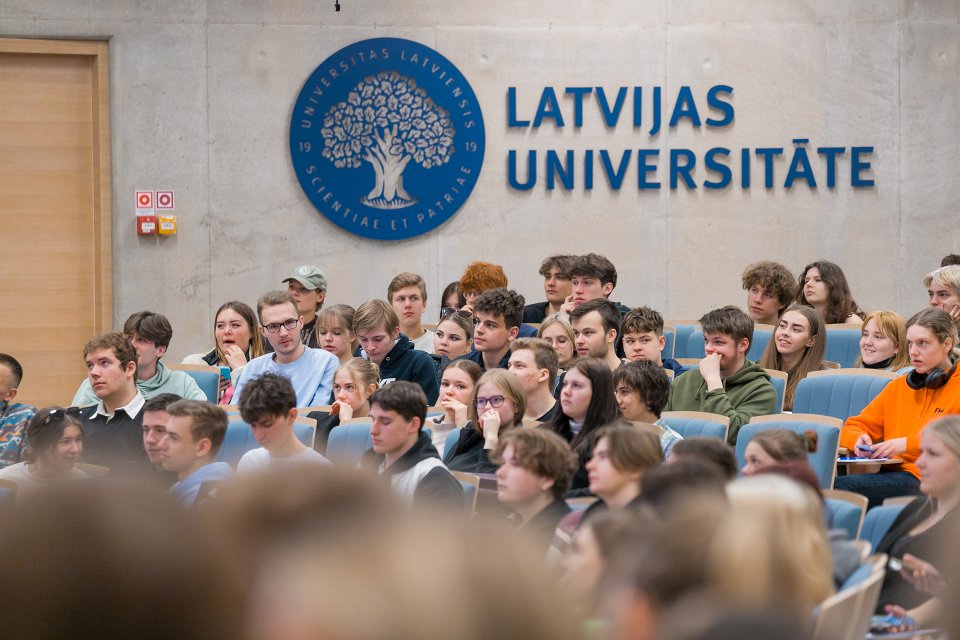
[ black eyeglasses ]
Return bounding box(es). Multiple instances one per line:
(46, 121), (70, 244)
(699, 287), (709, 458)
(262, 318), (300, 333)
(475, 395), (506, 408)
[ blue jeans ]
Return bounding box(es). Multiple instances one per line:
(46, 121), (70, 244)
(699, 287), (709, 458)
(834, 470), (921, 509)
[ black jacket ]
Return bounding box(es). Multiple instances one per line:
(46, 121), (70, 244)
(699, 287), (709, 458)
(361, 432), (463, 509)
(443, 423), (508, 474)
(375, 334), (440, 404)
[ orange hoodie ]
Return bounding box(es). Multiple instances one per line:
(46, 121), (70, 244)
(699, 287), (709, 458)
(840, 368), (960, 479)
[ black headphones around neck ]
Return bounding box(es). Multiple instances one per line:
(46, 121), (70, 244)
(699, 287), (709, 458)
(906, 361), (957, 390)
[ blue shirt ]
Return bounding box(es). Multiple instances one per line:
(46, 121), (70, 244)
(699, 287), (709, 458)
(170, 461), (233, 507)
(233, 347), (339, 407)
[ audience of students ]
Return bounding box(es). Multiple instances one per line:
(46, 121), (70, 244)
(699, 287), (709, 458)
(310, 358), (380, 454)
(0, 407), (88, 493)
(282, 265), (327, 349)
(741, 260), (797, 325)
(758, 303), (827, 411)
(444, 369), (525, 473)
(837, 308), (960, 507)
(314, 304), (359, 364)
(507, 338), (559, 422)
(858, 310), (910, 370)
(795, 260), (864, 325)
(182, 301), (264, 404)
(427, 359), (483, 455)
(0, 353), (36, 469)
(664, 306), (777, 445)
(388, 272), (434, 353)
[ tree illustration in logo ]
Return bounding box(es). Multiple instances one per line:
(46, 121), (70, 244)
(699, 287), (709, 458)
(320, 71), (455, 209)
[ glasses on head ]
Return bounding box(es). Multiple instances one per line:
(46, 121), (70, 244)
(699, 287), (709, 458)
(441, 307), (473, 320)
(262, 318), (300, 334)
(475, 395), (506, 408)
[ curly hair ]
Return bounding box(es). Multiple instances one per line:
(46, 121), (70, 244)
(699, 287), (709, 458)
(473, 288), (525, 330)
(741, 261), (797, 311)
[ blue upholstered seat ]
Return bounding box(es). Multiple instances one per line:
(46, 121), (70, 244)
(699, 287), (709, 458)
(824, 328), (864, 369)
(860, 503), (906, 552)
(792, 369), (895, 424)
(736, 416), (841, 489)
(658, 412), (729, 441)
(325, 421), (374, 466)
(179, 369), (220, 403)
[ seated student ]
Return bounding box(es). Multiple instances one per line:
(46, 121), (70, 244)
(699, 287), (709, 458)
(439, 280), (466, 316)
(925, 264), (960, 328)
(0, 407), (88, 493)
(72, 311), (205, 406)
(522, 254), (577, 323)
(430, 308), (474, 376)
(494, 428), (578, 554)
(795, 260), (865, 325)
(741, 260), (797, 326)
(546, 358), (620, 491)
(570, 298), (623, 372)
(613, 361), (683, 459)
(458, 261), (538, 338)
(315, 304), (359, 365)
(837, 308), (960, 507)
(664, 306), (777, 445)
(444, 369), (525, 473)
(141, 393), (182, 473)
(237, 372), (330, 471)
(552, 422), (662, 555)
(309, 358), (379, 454)
(858, 310), (911, 371)
(182, 301), (265, 404)
(0, 353), (36, 469)
(560, 253), (630, 315)
(360, 381), (463, 508)
(458, 288), (525, 372)
(282, 264), (327, 349)
(758, 304), (827, 411)
(620, 306), (684, 377)
(233, 291), (340, 407)
(353, 299), (439, 404)
(667, 437), (739, 480)
(741, 429), (818, 476)
(508, 338), (559, 422)
(539, 314), (579, 373)
(160, 400), (232, 508)
(73, 332), (149, 470)
(427, 359), (483, 455)
(388, 272), (435, 353)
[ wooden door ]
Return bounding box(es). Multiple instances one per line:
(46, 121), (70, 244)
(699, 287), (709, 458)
(0, 38), (112, 408)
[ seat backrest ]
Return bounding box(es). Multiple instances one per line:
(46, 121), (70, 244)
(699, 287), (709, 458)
(823, 327), (865, 369)
(685, 329), (706, 359)
(746, 327), (773, 361)
(326, 422), (374, 466)
(859, 504), (906, 552)
(823, 489), (867, 538)
(763, 369), (788, 413)
(443, 427), (462, 460)
(659, 411), (729, 441)
(792, 369), (896, 424)
(451, 471), (480, 514)
(737, 416), (841, 488)
(668, 323), (697, 359)
(662, 325), (677, 360)
(814, 554), (886, 640)
(215, 419), (317, 467)
(179, 369), (220, 403)
(825, 498), (862, 541)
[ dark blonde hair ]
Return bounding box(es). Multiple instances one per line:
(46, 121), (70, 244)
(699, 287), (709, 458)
(907, 307), (959, 359)
(494, 429), (578, 499)
(590, 421), (663, 474)
(354, 299), (400, 334)
(317, 304), (359, 355)
(387, 272), (428, 304)
(335, 358), (380, 392)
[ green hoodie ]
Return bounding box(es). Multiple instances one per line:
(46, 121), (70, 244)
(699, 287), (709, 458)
(71, 362), (206, 407)
(664, 360), (776, 445)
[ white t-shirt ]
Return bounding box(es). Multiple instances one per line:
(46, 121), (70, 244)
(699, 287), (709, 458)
(411, 329), (436, 354)
(236, 446), (331, 473)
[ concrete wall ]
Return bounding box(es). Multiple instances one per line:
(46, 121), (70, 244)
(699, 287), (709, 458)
(2, 1), (957, 359)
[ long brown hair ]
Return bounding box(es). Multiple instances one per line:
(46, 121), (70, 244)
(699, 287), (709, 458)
(796, 260), (864, 324)
(759, 304), (826, 410)
(214, 301), (264, 365)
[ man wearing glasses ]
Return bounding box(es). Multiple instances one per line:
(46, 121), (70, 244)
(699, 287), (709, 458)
(232, 291), (339, 407)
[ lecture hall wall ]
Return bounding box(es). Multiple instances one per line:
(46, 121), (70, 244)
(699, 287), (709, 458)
(4, 0), (959, 361)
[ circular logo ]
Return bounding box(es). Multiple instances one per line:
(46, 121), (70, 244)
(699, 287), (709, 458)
(290, 38), (485, 241)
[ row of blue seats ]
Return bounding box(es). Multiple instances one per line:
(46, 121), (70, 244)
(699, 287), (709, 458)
(665, 324), (864, 367)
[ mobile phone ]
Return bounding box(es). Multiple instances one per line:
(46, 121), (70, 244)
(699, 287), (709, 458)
(856, 443), (874, 452)
(219, 366), (231, 380)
